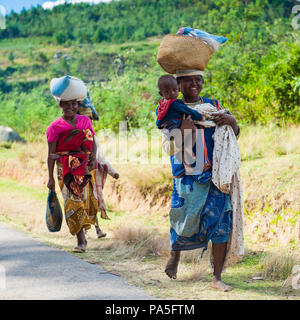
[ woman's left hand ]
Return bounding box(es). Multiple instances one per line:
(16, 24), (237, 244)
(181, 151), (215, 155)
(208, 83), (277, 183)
(214, 113), (239, 136)
(213, 113), (236, 127)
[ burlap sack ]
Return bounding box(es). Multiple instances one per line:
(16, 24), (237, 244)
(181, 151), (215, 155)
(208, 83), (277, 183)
(156, 34), (213, 74)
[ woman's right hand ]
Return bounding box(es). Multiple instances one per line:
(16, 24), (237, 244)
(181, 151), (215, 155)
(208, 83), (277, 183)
(180, 115), (196, 147)
(180, 114), (196, 134)
(47, 177), (55, 191)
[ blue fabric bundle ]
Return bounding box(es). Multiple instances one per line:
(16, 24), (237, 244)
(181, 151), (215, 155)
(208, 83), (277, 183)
(80, 92), (100, 121)
(177, 27), (228, 52)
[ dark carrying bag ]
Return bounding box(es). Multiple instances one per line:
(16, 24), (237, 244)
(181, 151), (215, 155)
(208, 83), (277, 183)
(46, 189), (63, 232)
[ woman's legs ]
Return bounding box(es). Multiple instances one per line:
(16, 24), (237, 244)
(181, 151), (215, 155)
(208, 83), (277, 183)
(75, 228), (87, 252)
(165, 250), (181, 279)
(211, 242), (232, 291)
(95, 215), (106, 238)
(164, 243), (232, 291)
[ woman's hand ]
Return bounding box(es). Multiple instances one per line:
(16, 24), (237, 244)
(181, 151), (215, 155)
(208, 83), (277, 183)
(113, 173), (119, 180)
(47, 177), (55, 191)
(214, 113), (239, 136)
(180, 115), (197, 148)
(180, 114), (196, 133)
(213, 113), (235, 126)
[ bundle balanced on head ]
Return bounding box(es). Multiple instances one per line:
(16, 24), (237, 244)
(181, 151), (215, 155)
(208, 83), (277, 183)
(155, 27), (244, 292)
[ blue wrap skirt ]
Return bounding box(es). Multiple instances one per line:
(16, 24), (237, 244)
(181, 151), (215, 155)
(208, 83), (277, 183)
(169, 174), (232, 255)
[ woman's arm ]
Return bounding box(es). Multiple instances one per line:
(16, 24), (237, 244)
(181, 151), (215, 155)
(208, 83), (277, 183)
(47, 141), (57, 190)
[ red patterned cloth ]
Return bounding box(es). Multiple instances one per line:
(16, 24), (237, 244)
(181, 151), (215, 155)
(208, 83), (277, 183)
(156, 98), (177, 120)
(56, 129), (94, 197)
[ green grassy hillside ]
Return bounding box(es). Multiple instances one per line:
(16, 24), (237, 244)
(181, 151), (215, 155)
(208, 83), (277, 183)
(0, 0), (299, 140)
(1, 1), (295, 44)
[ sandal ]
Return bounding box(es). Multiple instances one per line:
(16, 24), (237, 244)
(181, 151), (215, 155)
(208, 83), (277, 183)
(73, 240), (87, 253)
(73, 246), (86, 253)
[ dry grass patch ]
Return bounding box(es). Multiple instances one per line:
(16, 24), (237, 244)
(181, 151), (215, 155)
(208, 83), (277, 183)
(0, 141), (48, 186)
(239, 125), (300, 160)
(259, 251), (300, 281)
(111, 223), (170, 258)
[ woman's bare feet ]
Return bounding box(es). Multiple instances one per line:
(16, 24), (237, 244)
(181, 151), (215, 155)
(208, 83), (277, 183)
(165, 251), (181, 279)
(210, 276), (232, 292)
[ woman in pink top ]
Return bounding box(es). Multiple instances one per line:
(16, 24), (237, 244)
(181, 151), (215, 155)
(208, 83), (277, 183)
(47, 99), (98, 252)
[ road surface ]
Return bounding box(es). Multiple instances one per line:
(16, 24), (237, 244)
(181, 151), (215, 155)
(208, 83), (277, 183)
(0, 223), (154, 300)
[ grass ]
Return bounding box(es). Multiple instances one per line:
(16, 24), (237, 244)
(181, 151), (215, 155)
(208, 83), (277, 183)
(238, 125), (300, 161)
(0, 125), (299, 299)
(0, 177), (47, 201)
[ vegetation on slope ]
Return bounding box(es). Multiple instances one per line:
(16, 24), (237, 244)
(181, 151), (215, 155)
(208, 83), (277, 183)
(0, 0), (299, 139)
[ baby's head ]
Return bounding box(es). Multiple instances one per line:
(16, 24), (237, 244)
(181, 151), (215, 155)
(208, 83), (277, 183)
(158, 75), (179, 100)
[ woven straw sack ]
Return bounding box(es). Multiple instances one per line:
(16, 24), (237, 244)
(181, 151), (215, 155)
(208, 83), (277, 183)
(156, 34), (213, 74)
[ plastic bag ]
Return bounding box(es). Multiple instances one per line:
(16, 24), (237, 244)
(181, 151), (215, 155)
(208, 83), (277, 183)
(176, 27), (228, 53)
(46, 189), (63, 232)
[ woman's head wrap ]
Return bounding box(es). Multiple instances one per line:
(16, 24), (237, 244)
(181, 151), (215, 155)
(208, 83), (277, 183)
(50, 75), (87, 102)
(175, 69), (204, 78)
